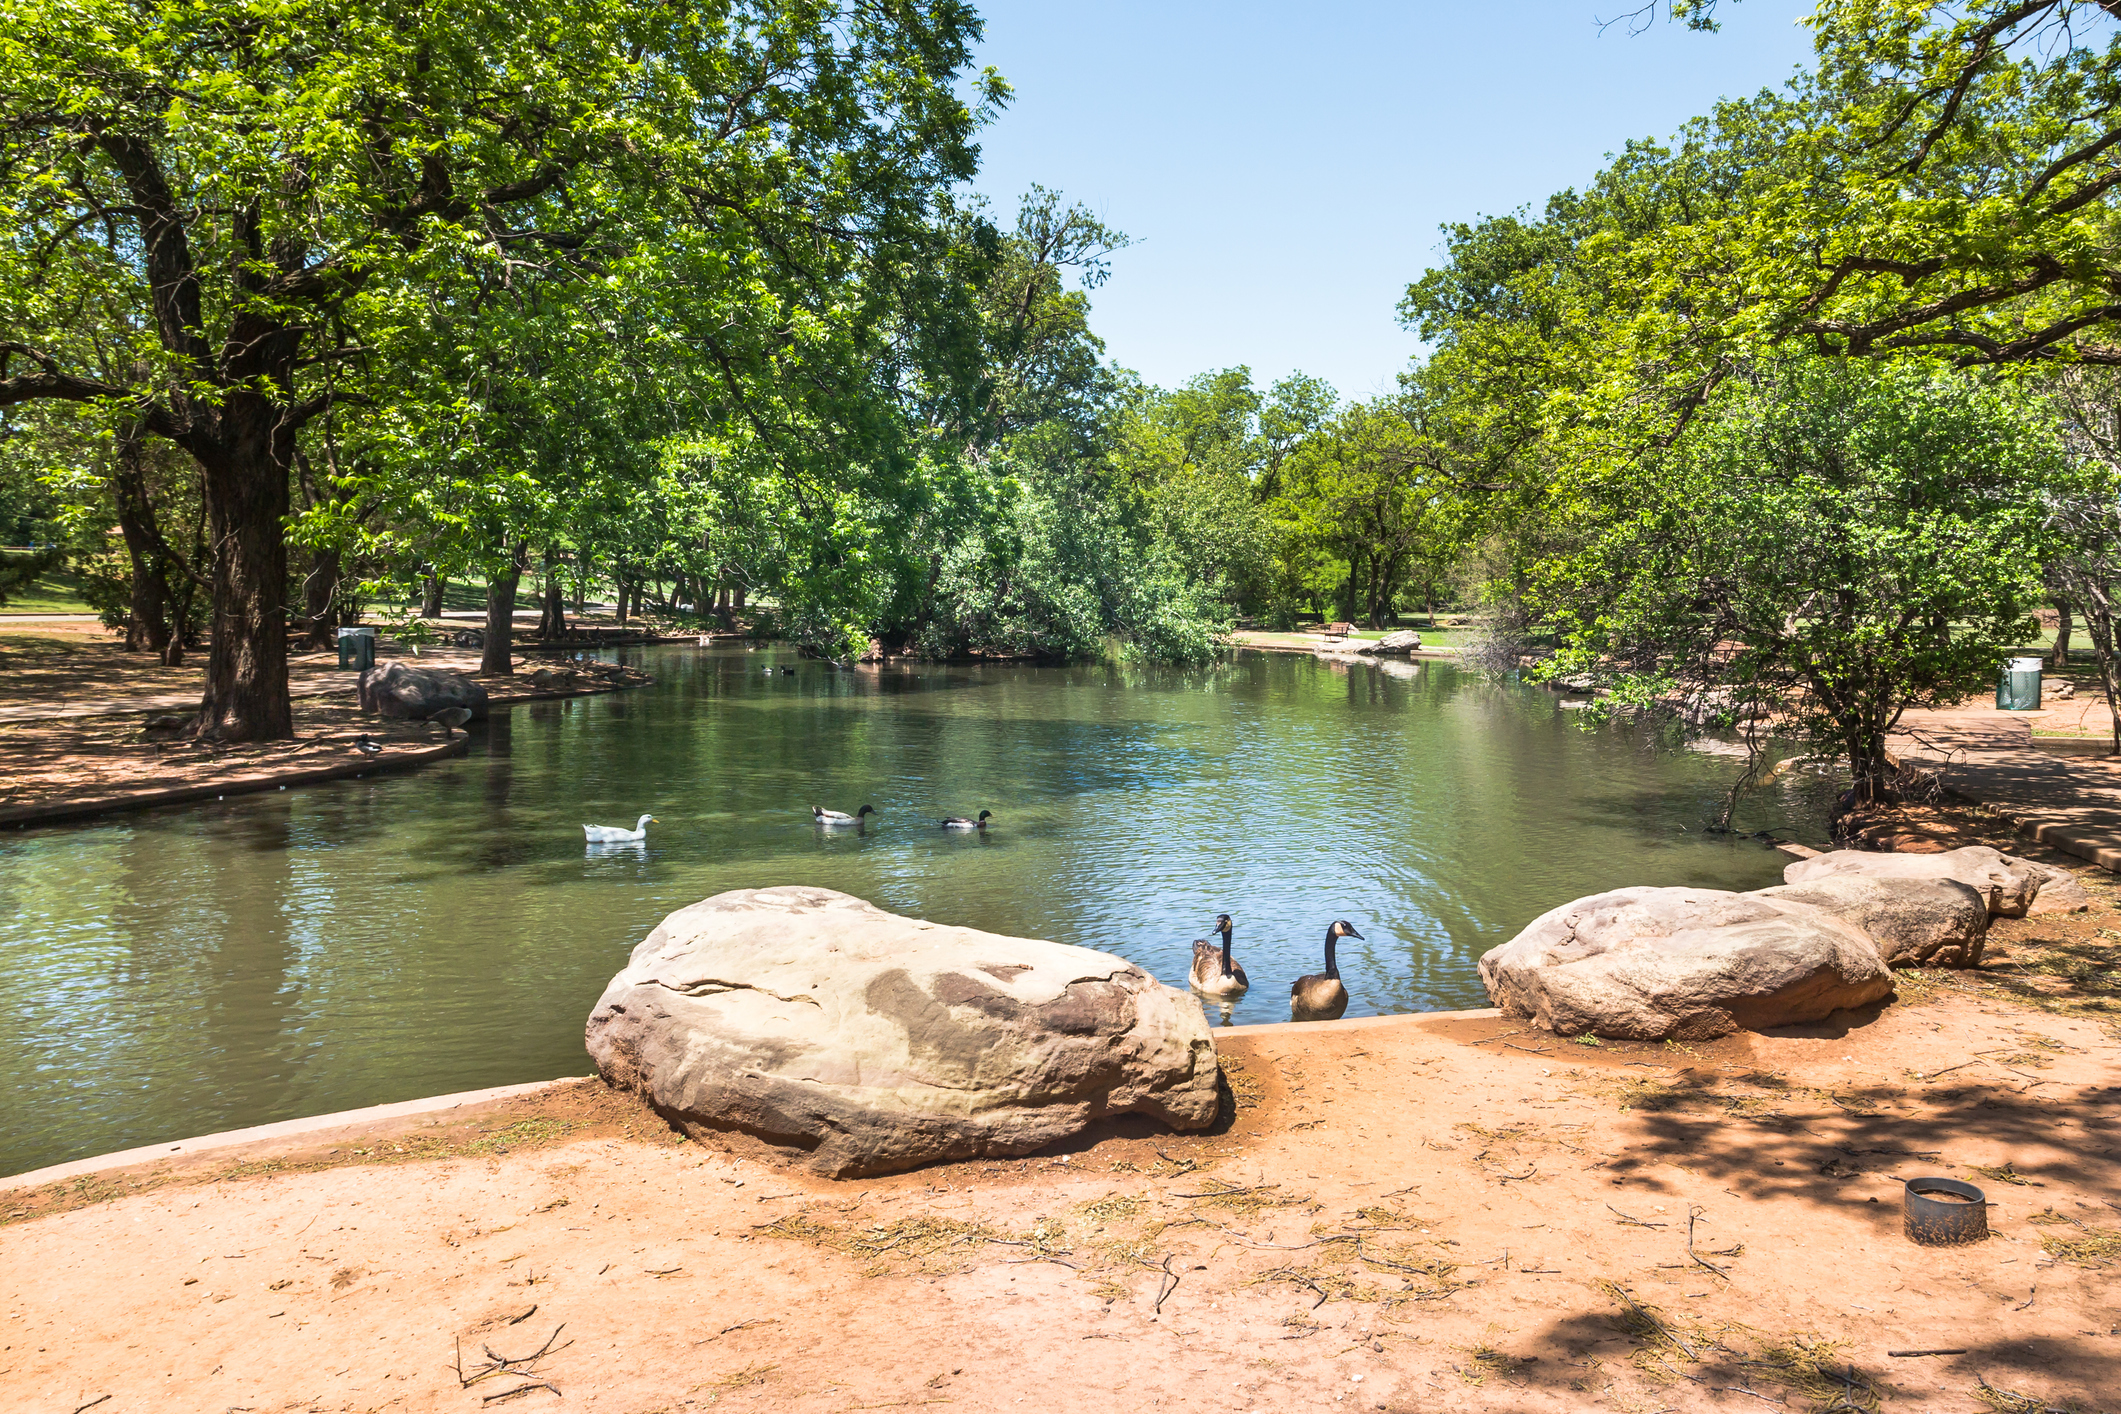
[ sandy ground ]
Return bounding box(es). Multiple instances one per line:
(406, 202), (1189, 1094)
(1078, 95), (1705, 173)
(0, 636), (650, 819)
(4, 892), (2117, 1414)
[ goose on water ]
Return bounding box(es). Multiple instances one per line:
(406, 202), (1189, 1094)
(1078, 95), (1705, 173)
(1290, 919), (1364, 1022)
(814, 804), (875, 826)
(1189, 913), (1249, 998)
(583, 814), (657, 843)
(940, 810), (992, 830)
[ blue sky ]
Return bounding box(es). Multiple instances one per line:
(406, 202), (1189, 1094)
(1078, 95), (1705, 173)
(966, 0), (1819, 399)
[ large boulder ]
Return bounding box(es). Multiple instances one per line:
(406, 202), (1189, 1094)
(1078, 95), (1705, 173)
(1478, 887), (1893, 1040)
(1351, 629), (1423, 655)
(1782, 845), (2045, 917)
(357, 662), (489, 721)
(584, 886), (1219, 1178)
(2027, 863), (2092, 915)
(1755, 876), (1987, 968)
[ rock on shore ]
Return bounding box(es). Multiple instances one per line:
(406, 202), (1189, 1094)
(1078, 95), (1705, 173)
(1478, 887), (1893, 1040)
(1350, 630), (1423, 655)
(583, 887), (1219, 1177)
(1755, 876), (1989, 969)
(1782, 845), (2046, 917)
(357, 663), (489, 721)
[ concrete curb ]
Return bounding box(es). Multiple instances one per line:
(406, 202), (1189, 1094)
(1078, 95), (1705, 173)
(1213, 1005), (1504, 1037)
(0, 735), (469, 830)
(2017, 816), (2121, 872)
(0, 1076), (596, 1192)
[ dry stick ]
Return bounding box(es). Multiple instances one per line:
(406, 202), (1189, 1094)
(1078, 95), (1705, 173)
(1153, 1255), (1180, 1314)
(1607, 1203), (1670, 1229)
(71, 1398), (112, 1414)
(1611, 1288), (1698, 1359)
(1918, 1060), (1981, 1080)
(1685, 1206), (1731, 1281)
(1173, 1183), (1278, 1199)
(1887, 1348), (1968, 1357)
(507, 1305), (538, 1325)
(718, 1318), (778, 1336)
(481, 1382), (560, 1405)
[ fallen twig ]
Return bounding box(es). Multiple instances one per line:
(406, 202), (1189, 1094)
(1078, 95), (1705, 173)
(1174, 1183), (1278, 1199)
(507, 1305), (538, 1325)
(481, 1382), (559, 1405)
(1154, 1255), (1180, 1313)
(1916, 1060), (1981, 1080)
(1887, 1348), (1966, 1357)
(1686, 1206), (1731, 1281)
(71, 1398), (112, 1414)
(1607, 1204), (1669, 1228)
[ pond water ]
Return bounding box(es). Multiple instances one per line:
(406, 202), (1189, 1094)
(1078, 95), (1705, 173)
(0, 646), (1836, 1176)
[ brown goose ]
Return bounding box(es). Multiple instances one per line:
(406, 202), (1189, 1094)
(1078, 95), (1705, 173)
(1290, 920), (1364, 1021)
(1189, 914), (1248, 998)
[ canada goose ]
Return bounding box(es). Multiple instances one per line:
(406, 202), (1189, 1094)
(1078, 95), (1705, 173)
(584, 814), (657, 843)
(940, 810), (992, 830)
(814, 804), (874, 826)
(1290, 920), (1364, 1022)
(1189, 914), (1249, 997)
(427, 705), (474, 736)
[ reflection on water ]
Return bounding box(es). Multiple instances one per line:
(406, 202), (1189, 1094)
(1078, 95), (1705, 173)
(0, 647), (1834, 1174)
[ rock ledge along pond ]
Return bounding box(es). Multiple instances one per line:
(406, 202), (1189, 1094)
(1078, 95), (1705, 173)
(0, 645), (1837, 1176)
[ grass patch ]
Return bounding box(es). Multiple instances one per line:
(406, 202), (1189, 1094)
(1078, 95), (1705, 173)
(1076, 1193), (1142, 1225)
(1972, 1374), (2092, 1413)
(1220, 1055), (1263, 1111)
(468, 1118), (584, 1156)
(755, 1211), (999, 1276)
(2036, 1222), (2121, 1267)
(1967, 1161), (2036, 1186)
(1177, 1178), (1308, 1221)
(1597, 1283), (1881, 1412)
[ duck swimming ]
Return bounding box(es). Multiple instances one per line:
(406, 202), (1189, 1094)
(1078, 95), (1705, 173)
(813, 805), (875, 826)
(1189, 914), (1249, 998)
(1290, 919), (1364, 1021)
(583, 814), (657, 843)
(940, 810), (992, 830)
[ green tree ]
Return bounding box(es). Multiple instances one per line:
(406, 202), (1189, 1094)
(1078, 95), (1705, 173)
(0, 0), (998, 736)
(1539, 359), (2068, 818)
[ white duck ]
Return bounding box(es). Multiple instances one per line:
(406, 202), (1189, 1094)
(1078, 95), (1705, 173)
(583, 814), (657, 843)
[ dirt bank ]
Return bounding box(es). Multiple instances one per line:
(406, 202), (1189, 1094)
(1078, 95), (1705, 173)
(0, 638), (650, 826)
(4, 939), (2114, 1414)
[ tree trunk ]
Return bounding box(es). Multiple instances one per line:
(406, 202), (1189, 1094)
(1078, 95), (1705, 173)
(2051, 598), (2074, 667)
(538, 569), (566, 639)
(733, 583), (746, 612)
(482, 555), (523, 675)
(615, 576), (631, 626)
(421, 574), (447, 618)
(108, 425), (173, 659)
(302, 546), (341, 651)
(193, 405), (293, 742)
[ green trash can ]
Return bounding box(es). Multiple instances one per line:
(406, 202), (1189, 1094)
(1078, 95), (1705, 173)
(1996, 655), (2043, 710)
(337, 627), (376, 671)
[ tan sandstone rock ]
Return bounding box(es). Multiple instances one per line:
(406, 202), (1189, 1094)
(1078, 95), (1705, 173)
(1756, 876), (1987, 968)
(2027, 864), (2092, 915)
(1782, 845), (2046, 917)
(1478, 887), (1893, 1040)
(583, 886), (1219, 1178)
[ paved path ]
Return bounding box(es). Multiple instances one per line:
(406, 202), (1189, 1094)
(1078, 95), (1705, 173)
(1892, 709), (2121, 870)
